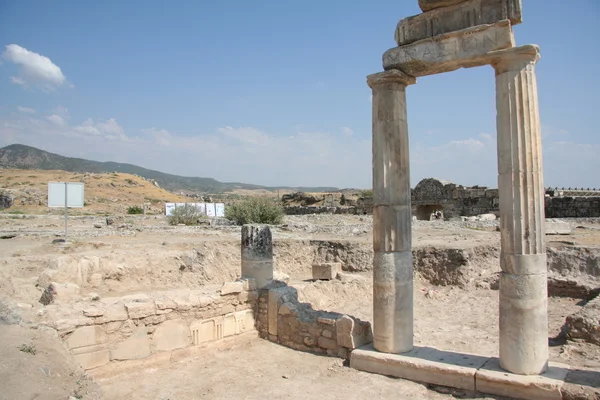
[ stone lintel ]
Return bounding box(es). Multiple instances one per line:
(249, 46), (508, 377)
(488, 44), (541, 75)
(419, 0), (471, 12)
(384, 20), (514, 77)
(367, 69), (416, 88)
(395, 0), (522, 46)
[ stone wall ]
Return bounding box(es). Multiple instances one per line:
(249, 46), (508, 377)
(256, 282), (372, 359)
(412, 178), (499, 219)
(41, 280), (258, 370)
(545, 196), (600, 218)
(283, 206), (370, 215)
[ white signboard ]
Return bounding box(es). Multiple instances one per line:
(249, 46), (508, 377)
(165, 202), (225, 217)
(48, 182), (84, 208)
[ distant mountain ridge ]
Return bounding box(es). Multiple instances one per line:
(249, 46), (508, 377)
(0, 144), (339, 194)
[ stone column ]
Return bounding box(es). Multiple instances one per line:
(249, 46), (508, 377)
(241, 225), (273, 289)
(367, 69), (416, 354)
(491, 45), (548, 375)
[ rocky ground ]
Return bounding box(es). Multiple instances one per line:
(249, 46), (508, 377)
(0, 213), (598, 399)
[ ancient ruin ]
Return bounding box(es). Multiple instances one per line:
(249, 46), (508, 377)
(355, 0), (551, 385)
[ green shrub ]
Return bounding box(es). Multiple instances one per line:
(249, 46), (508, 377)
(225, 197), (284, 225)
(127, 205), (143, 214)
(168, 204), (205, 225)
(359, 189), (373, 198)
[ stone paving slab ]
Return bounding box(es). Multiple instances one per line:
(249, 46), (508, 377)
(350, 344), (489, 390)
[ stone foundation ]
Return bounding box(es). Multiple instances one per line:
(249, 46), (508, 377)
(41, 280), (258, 370)
(256, 282), (372, 358)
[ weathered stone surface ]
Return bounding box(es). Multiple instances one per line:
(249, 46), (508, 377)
(39, 282), (80, 305)
(395, 0), (522, 46)
(351, 344), (489, 391)
(268, 286), (298, 336)
(419, 0), (470, 12)
(67, 326), (107, 349)
(110, 327), (151, 360)
(369, 69), (415, 355)
(317, 336), (337, 350)
(384, 21), (514, 77)
(545, 219), (573, 235)
(493, 45), (548, 375)
(220, 281), (244, 295)
(152, 319), (190, 352)
(336, 315), (373, 350)
(190, 317), (221, 345)
(475, 358), (568, 400)
(125, 301), (156, 319)
(312, 262), (341, 280)
(565, 295), (600, 345)
(72, 349), (110, 370)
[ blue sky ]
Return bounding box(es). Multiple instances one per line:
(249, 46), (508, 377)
(1, 0), (598, 189)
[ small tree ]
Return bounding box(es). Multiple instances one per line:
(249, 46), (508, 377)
(127, 205), (143, 214)
(225, 197), (284, 225)
(168, 204), (205, 225)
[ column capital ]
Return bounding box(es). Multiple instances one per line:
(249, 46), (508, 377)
(367, 69), (416, 88)
(489, 45), (541, 75)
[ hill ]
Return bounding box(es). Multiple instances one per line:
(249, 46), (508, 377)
(0, 144), (339, 194)
(0, 169), (191, 214)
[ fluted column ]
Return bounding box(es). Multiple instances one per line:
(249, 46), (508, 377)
(367, 70), (416, 354)
(491, 45), (548, 375)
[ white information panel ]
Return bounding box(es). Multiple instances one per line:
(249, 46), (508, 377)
(48, 182), (85, 208)
(165, 202), (225, 217)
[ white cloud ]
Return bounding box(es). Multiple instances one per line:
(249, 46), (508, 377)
(341, 127), (354, 137)
(17, 106), (35, 114)
(142, 127), (172, 146)
(46, 114), (66, 127)
(2, 44), (67, 90)
(0, 114), (597, 189)
(74, 118), (128, 141)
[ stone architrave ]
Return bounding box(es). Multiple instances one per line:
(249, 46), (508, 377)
(241, 225), (274, 288)
(384, 21), (514, 77)
(419, 0), (470, 12)
(367, 69), (416, 354)
(395, 0), (522, 46)
(490, 45), (549, 375)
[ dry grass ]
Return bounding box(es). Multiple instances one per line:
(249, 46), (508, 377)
(0, 169), (191, 215)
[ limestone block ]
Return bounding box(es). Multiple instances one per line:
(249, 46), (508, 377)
(125, 301), (156, 319)
(268, 287), (298, 336)
(220, 281), (244, 295)
(545, 219), (573, 235)
(477, 213), (496, 221)
(475, 358), (568, 400)
(83, 308), (105, 317)
(155, 298), (177, 310)
(152, 319), (190, 352)
(336, 315), (373, 350)
(418, 0), (469, 12)
(73, 349), (110, 370)
(395, 0), (522, 46)
(234, 310), (255, 334)
(241, 278), (257, 291)
(110, 327), (151, 360)
(312, 263), (342, 280)
(190, 316), (224, 345)
(384, 21), (514, 77)
(351, 345), (489, 391)
(93, 303), (128, 324)
(223, 314), (237, 337)
(67, 326), (107, 350)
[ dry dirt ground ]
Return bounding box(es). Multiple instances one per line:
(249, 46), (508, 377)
(0, 213), (599, 399)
